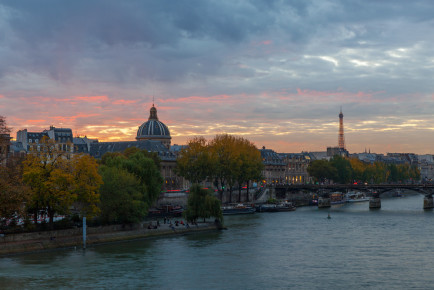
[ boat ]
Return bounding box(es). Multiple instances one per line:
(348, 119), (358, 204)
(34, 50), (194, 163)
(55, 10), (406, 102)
(345, 191), (370, 203)
(275, 201), (296, 211)
(330, 192), (346, 205)
(256, 204), (278, 212)
(256, 201), (296, 212)
(222, 204), (256, 215)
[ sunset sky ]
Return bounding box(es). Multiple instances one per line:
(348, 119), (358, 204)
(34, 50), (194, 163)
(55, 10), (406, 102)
(1, 0), (434, 154)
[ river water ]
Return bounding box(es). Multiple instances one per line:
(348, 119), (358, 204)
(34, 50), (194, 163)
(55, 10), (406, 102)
(1, 194), (434, 289)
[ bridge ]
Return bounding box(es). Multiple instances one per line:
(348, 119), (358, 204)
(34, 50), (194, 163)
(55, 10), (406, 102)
(273, 184), (434, 209)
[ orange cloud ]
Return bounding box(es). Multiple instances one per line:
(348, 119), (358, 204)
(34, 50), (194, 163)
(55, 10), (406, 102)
(26, 119), (46, 124)
(51, 113), (100, 123)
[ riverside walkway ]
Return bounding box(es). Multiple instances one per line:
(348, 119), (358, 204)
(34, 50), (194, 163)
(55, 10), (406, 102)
(0, 221), (218, 256)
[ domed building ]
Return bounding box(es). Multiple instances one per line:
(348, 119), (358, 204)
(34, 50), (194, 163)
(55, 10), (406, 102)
(136, 104), (171, 148)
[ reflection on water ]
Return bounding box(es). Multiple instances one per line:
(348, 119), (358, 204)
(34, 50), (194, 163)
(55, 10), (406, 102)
(2, 194), (434, 289)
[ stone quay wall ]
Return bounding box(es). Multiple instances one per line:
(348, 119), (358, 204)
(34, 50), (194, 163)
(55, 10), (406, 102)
(0, 222), (218, 256)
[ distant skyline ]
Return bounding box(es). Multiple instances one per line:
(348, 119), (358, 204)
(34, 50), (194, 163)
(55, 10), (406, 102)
(1, 0), (434, 154)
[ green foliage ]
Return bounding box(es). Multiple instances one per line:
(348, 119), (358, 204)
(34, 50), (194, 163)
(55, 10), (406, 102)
(308, 156), (421, 184)
(307, 160), (337, 182)
(98, 148), (163, 224)
(99, 166), (147, 224)
(330, 155), (353, 183)
(267, 198), (277, 204)
(183, 184), (222, 222)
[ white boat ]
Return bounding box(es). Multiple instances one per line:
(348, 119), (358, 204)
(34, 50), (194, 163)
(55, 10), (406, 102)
(222, 204), (256, 215)
(345, 191), (369, 203)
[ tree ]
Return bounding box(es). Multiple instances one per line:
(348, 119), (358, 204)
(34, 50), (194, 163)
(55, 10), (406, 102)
(71, 154), (103, 218)
(99, 149), (163, 224)
(0, 116), (11, 164)
(99, 165), (147, 224)
(349, 158), (368, 182)
(176, 134), (264, 203)
(330, 155), (353, 184)
(175, 137), (212, 184)
(22, 137), (102, 228)
(209, 134), (242, 202)
(0, 157), (31, 224)
(235, 138), (263, 202)
(22, 137), (75, 228)
(183, 184), (222, 223)
(307, 160), (337, 183)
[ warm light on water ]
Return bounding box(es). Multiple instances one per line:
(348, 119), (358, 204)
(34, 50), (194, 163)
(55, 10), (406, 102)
(1, 194), (434, 289)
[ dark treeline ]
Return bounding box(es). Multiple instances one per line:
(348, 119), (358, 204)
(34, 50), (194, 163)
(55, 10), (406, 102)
(307, 155), (420, 184)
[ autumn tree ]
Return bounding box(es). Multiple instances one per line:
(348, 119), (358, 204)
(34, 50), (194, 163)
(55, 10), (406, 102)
(349, 158), (368, 182)
(175, 137), (212, 184)
(72, 154), (103, 218)
(209, 134), (243, 202)
(176, 134), (263, 203)
(235, 137), (263, 202)
(0, 115), (11, 165)
(0, 116), (28, 223)
(0, 156), (31, 225)
(22, 137), (102, 228)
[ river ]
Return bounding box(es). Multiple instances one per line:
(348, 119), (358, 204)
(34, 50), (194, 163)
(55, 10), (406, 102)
(1, 193), (434, 289)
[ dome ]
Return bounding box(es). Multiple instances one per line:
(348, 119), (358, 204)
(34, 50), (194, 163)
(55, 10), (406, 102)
(136, 105), (171, 147)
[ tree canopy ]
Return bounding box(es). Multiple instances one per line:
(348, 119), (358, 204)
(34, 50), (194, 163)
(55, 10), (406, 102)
(98, 149), (163, 224)
(307, 155), (420, 184)
(0, 157), (30, 224)
(183, 184), (222, 223)
(22, 137), (102, 228)
(176, 134), (263, 202)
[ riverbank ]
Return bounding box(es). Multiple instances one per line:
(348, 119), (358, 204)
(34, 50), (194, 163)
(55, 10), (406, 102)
(0, 221), (219, 256)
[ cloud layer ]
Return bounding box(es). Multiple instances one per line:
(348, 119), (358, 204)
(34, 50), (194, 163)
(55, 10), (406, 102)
(1, 0), (434, 153)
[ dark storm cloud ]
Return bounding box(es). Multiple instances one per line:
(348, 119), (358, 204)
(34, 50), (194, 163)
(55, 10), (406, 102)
(2, 0), (434, 86)
(1, 0), (434, 153)
(0, 0), (281, 82)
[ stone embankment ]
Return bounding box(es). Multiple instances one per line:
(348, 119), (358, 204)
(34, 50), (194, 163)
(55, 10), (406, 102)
(0, 221), (218, 255)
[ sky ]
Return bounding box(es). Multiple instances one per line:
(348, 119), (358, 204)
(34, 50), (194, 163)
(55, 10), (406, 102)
(1, 0), (434, 154)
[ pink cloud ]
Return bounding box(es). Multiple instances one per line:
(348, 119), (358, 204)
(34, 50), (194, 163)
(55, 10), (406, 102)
(273, 88), (382, 103)
(112, 99), (138, 105)
(251, 40), (272, 46)
(74, 95), (109, 103)
(162, 95), (233, 104)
